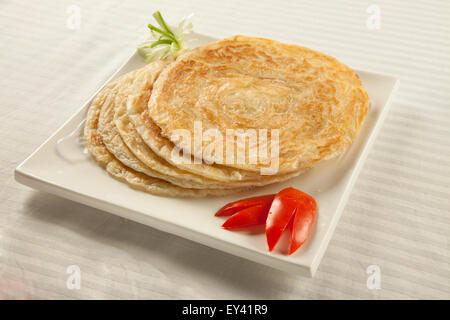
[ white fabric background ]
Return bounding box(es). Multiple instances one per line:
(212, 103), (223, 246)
(0, 0), (449, 299)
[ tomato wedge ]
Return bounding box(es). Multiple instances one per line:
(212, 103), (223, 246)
(222, 204), (267, 229)
(215, 194), (275, 217)
(287, 194), (316, 254)
(216, 187), (317, 255)
(265, 188), (299, 251)
(265, 188), (316, 254)
(216, 194), (274, 229)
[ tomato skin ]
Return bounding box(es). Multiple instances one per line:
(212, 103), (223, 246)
(215, 194), (275, 217)
(222, 205), (267, 229)
(217, 187), (317, 255)
(265, 189), (298, 251)
(287, 195), (317, 255)
(265, 187), (317, 254)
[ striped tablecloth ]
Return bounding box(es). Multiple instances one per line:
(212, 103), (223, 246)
(0, 0), (449, 299)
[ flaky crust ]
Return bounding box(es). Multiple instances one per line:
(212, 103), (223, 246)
(148, 35), (369, 174)
(125, 64), (303, 185)
(84, 72), (248, 197)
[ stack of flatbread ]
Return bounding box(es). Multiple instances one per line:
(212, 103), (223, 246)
(84, 36), (369, 197)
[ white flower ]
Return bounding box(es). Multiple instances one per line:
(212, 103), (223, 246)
(137, 12), (194, 63)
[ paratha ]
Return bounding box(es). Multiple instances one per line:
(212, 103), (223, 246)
(96, 63), (301, 188)
(85, 73), (247, 197)
(125, 64), (304, 185)
(147, 35), (369, 174)
(97, 64), (212, 189)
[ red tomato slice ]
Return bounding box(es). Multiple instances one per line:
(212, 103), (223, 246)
(222, 204), (268, 229)
(216, 187), (317, 256)
(215, 194), (274, 217)
(266, 187), (317, 253)
(265, 189), (299, 251)
(287, 195), (317, 255)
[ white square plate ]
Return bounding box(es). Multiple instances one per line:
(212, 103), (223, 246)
(15, 32), (399, 277)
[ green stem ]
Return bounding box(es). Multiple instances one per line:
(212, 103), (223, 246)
(152, 11), (180, 48)
(147, 24), (176, 42)
(150, 39), (173, 48)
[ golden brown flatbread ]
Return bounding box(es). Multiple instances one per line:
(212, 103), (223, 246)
(84, 73), (248, 197)
(148, 35), (369, 174)
(124, 64), (304, 186)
